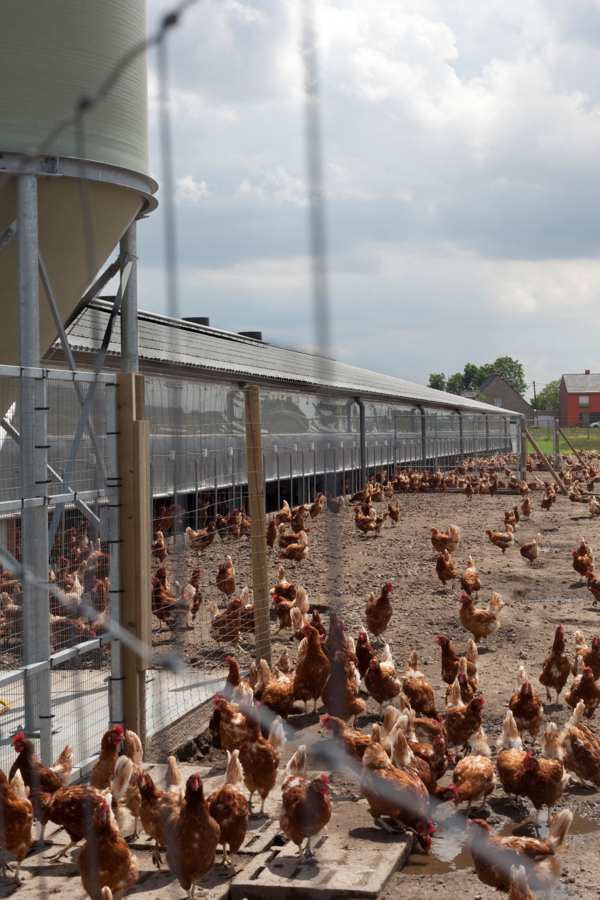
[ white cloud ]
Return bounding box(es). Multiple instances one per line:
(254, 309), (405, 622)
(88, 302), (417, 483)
(235, 166), (308, 205)
(176, 176), (211, 203)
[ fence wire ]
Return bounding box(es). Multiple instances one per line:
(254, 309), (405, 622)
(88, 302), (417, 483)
(0, 369), (117, 779)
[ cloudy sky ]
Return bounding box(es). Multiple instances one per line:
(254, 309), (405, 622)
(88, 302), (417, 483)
(135, 0), (600, 393)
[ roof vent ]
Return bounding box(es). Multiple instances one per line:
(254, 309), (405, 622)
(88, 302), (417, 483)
(238, 331), (262, 341)
(183, 316), (210, 327)
(586, 369), (591, 375)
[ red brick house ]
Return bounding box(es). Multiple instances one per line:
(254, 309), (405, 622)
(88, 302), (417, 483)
(559, 371), (600, 425)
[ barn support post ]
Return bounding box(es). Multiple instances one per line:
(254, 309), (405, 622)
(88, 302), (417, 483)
(244, 385), (271, 665)
(120, 221), (138, 374)
(456, 410), (464, 462)
(355, 396), (367, 488)
(117, 372), (151, 746)
(418, 405), (427, 468)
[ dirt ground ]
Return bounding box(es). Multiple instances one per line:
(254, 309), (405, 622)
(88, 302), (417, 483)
(9, 472), (600, 899)
(145, 474), (600, 898)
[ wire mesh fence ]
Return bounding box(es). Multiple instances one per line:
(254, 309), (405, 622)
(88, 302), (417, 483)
(143, 375), (523, 745)
(0, 366), (119, 777)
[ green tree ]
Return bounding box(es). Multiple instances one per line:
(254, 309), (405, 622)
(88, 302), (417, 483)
(462, 363), (487, 391)
(531, 379), (560, 410)
(428, 373), (446, 391)
(488, 356), (527, 395)
(446, 373), (464, 395)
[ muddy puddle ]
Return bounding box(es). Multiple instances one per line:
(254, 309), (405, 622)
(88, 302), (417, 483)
(402, 811), (598, 876)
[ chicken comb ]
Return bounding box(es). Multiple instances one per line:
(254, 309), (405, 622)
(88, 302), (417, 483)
(114, 724), (124, 735)
(226, 656), (232, 663)
(319, 774), (330, 785)
(523, 750), (533, 760)
(12, 732), (25, 744)
(322, 715), (330, 724)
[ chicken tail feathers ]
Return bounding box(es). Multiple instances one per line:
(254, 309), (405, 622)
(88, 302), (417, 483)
(285, 744), (307, 778)
(51, 743), (74, 784)
(111, 756), (133, 802)
(380, 643), (393, 665)
(125, 730), (144, 768)
(508, 865), (532, 900)
(165, 755), (185, 795)
(224, 748), (245, 787)
(9, 770), (27, 800)
(267, 717), (286, 752)
(545, 809), (573, 854)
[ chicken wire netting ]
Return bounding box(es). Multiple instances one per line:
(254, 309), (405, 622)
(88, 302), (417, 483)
(0, 369), (117, 777)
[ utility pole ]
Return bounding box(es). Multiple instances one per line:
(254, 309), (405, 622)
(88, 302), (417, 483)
(532, 381), (537, 408)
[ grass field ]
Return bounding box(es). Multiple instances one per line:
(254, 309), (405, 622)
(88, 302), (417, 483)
(528, 425), (600, 456)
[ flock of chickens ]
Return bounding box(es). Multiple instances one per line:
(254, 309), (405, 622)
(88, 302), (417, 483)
(179, 450), (600, 898)
(0, 522), (112, 653)
(5, 449), (600, 899)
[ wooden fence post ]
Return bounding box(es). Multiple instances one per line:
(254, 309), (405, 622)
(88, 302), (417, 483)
(117, 373), (151, 746)
(244, 385), (271, 666)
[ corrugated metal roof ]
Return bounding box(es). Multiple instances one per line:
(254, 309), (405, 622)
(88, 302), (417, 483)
(58, 301), (507, 414)
(562, 374), (600, 393)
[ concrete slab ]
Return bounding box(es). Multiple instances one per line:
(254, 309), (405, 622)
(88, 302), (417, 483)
(229, 799), (416, 900)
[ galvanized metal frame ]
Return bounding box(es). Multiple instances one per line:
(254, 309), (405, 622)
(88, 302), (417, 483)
(47, 259), (132, 551)
(38, 249), (108, 487)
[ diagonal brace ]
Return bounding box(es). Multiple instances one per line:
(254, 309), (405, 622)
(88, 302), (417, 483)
(0, 414), (100, 529)
(38, 251), (108, 486)
(47, 260), (132, 552)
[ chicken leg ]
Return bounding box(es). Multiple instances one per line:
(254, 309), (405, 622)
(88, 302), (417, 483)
(45, 839), (77, 862)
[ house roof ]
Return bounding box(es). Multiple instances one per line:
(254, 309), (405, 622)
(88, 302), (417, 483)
(562, 373), (600, 393)
(477, 373), (533, 413)
(52, 300), (505, 414)
(479, 373), (507, 392)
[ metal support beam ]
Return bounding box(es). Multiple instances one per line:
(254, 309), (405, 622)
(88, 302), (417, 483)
(456, 410), (464, 461)
(64, 253), (127, 330)
(417, 405), (427, 468)
(18, 174), (52, 763)
(244, 385), (271, 665)
(355, 396), (366, 488)
(120, 222), (138, 373)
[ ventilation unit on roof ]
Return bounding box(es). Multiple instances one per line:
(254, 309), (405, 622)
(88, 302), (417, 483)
(238, 331), (262, 341)
(183, 317), (210, 326)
